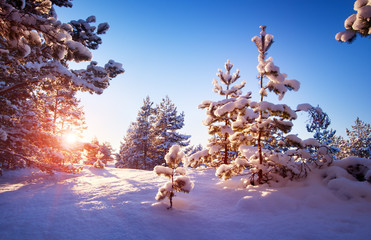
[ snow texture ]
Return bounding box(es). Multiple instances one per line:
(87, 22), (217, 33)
(0, 166), (370, 240)
(296, 103), (313, 112)
(154, 166), (173, 178)
(165, 145), (185, 167)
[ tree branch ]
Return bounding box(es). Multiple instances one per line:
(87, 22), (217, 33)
(0, 79), (39, 95)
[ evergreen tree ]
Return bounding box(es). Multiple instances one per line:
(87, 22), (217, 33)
(93, 151), (105, 169)
(153, 96), (190, 166)
(116, 97), (156, 169)
(117, 96), (190, 170)
(332, 135), (349, 160)
(135, 96), (157, 169)
(0, 0), (124, 173)
(115, 122), (138, 168)
(154, 145), (194, 209)
(83, 138), (113, 166)
(99, 142), (114, 164)
(208, 26), (333, 185)
(83, 137), (100, 165)
(336, 0), (371, 42)
(189, 60), (249, 168)
(306, 107), (339, 159)
(336, 118), (371, 159)
(184, 144), (204, 157)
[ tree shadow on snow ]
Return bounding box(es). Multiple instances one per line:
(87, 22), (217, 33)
(87, 167), (120, 179)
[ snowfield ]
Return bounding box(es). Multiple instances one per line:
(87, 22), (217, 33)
(0, 165), (370, 240)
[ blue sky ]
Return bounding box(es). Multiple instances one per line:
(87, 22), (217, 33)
(57, 0), (371, 150)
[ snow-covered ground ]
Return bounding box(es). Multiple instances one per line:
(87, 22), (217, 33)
(0, 165), (370, 240)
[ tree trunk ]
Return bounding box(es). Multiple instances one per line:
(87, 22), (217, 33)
(168, 170), (174, 209)
(223, 87), (230, 165)
(224, 132), (228, 164)
(257, 27), (266, 185)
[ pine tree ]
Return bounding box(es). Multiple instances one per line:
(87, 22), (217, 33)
(135, 96), (157, 169)
(335, 0), (371, 42)
(306, 107), (339, 159)
(213, 26), (333, 185)
(0, 0), (124, 174)
(115, 123), (138, 168)
(153, 96), (190, 166)
(83, 137), (100, 165)
(117, 96), (190, 170)
(189, 60), (249, 168)
(336, 118), (371, 159)
(116, 97), (157, 169)
(99, 142), (114, 164)
(154, 145), (194, 209)
(93, 151), (105, 169)
(184, 144), (204, 157)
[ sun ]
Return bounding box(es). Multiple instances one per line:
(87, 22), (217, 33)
(63, 132), (78, 145)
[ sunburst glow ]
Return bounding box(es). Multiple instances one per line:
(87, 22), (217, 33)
(63, 132), (78, 145)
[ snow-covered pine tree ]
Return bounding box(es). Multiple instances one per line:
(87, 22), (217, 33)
(135, 96), (157, 169)
(99, 142), (114, 164)
(306, 107), (339, 159)
(153, 96), (190, 166)
(335, 0), (371, 42)
(116, 97), (157, 169)
(0, 0), (124, 174)
(216, 26), (333, 185)
(115, 122), (138, 168)
(93, 151), (105, 169)
(184, 144), (204, 157)
(154, 145), (194, 209)
(335, 118), (371, 159)
(188, 60), (250, 168)
(83, 137), (100, 165)
(346, 118), (371, 159)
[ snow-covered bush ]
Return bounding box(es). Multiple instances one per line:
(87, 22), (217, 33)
(93, 151), (105, 169)
(336, 0), (371, 42)
(320, 157), (371, 201)
(154, 145), (194, 209)
(332, 157), (371, 182)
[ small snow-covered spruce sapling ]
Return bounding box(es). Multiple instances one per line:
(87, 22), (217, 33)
(188, 60), (251, 168)
(93, 151), (105, 169)
(154, 145), (194, 209)
(216, 26), (334, 185)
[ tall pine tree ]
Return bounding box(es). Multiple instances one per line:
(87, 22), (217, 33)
(117, 97), (157, 169)
(117, 96), (190, 170)
(188, 60), (249, 167)
(153, 96), (190, 166)
(0, 0), (124, 173)
(190, 26), (333, 185)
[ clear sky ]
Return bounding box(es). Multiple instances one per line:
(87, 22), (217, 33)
(57, 0), (371, 151)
